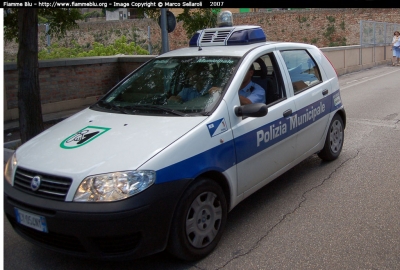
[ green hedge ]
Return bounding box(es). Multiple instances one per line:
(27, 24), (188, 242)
(38, 36), (149, 60)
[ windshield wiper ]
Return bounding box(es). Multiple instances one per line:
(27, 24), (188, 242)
(121, 104), (187, 116)
(94, 102), (193, 116)
(94, 101), (127, 114)
(140, 105), (187, 116)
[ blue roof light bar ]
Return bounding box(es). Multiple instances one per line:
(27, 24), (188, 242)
(227, 28), (266, 45)
(189, 32), (200, 47)
(189, 26), (267, 47)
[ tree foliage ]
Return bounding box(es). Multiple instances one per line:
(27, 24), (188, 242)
(83, 10), (104, 19)
(176, 9), (221, 39)
(38, 36), (149, 60)
(4, 8), (82, 42)
(134, 8), (221, 39)
(135, 8), (160, 20)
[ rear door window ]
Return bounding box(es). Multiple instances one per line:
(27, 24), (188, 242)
(280, 50), (322, 94)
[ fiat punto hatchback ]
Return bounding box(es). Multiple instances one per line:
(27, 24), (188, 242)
(4, 17), (345, 261)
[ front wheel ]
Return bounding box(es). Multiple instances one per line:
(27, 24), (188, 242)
(167, 178), (227, 261)
(318, 114), (344, 161)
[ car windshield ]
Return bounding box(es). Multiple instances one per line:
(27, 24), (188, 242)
(93, 56), (239, 116)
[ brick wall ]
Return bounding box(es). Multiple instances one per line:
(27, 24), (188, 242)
(4, 57), (150, 111)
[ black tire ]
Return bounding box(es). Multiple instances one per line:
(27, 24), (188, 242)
(167, 178), (227, 261)
(318, 114), (344, 161)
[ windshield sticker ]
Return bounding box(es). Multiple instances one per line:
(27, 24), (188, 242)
(60, 126), (111, 149)
(154, 59), (170, 64)
(196, 59), (235, 64)
(207, 118), (228, 137)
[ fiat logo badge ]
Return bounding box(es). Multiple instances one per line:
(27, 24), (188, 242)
(31, 176), (41, 191)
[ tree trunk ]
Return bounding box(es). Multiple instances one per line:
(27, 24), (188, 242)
(17, 8), (44, 143)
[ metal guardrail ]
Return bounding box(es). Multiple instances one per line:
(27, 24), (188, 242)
(360, 20), (400, 64)
(360, 21), (400, 46)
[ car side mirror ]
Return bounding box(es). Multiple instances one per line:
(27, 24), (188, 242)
(234, 103), (268, 117)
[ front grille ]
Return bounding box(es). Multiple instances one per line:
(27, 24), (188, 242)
(14, 167), (72, 201)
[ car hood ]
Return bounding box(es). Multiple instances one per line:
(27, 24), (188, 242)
(16, 108), (207, 178)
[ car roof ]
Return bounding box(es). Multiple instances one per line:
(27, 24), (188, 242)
(157, 41), (318, 58)
(158, 42), (275, 58)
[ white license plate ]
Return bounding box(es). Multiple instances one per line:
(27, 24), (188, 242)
(14, 208), (48, 233)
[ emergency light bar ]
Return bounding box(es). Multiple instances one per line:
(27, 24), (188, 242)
(189, 26), (267, 47)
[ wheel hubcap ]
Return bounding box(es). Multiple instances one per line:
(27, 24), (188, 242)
(186, 191), (222, 248)
(329, 120), (343, 153)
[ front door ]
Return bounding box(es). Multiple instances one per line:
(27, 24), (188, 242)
(229, 53), (298, 197)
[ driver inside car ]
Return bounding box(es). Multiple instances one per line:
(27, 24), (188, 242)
(208, 64), (265, 105)
(168, 63), (213, 102)
(237, 64), (265, 105)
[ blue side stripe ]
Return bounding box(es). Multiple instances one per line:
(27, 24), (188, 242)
(156, 140), (236, 184)
(234, 116), (297, 163)
(234, 91), (341, 163)
(155, 90), (342, 184)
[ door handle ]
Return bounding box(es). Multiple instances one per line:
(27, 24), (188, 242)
(322, 89), (329, 96)
(283, 109), (292, 117)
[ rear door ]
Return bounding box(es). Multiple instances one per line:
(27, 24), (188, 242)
(278, 49), (332, 159)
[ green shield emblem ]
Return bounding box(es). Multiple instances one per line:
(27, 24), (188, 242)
(60, 126), (111, 149)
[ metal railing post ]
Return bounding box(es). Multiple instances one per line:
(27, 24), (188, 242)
(360, 20), (363, 66)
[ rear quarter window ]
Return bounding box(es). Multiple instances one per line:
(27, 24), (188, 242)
(280, 50), (322, 94)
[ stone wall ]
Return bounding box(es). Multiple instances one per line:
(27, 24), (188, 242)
(4, 8), (400, 61)
(235, 8), (400, 47)
(4, 62), (117, 110)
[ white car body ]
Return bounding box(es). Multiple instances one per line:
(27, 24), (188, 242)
(4, 24), (345, 261)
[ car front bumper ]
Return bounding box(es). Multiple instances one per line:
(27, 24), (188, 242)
(4, 178), (190, 260)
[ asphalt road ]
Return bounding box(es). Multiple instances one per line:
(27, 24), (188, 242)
(3, 64), (400, 269)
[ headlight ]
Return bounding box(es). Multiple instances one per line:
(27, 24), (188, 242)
(4, 152), (17, 185)
(73, 170), (156, 202)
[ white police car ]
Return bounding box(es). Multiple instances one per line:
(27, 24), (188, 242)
(4, 13), (345, 261)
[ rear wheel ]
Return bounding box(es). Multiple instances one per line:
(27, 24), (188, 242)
(167, 178), (227, 261)
(318, 114), (344, 161)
